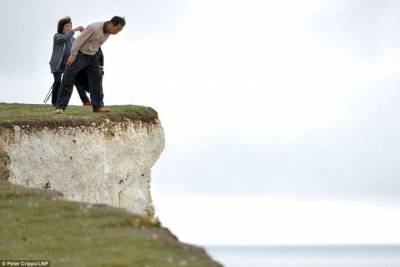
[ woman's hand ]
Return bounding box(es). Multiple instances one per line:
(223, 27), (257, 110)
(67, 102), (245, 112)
(73, 26), (85, 32)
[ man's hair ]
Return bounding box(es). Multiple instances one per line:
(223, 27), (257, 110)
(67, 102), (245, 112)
(57, 16), (72, 33)
(110, 16), (126, 27)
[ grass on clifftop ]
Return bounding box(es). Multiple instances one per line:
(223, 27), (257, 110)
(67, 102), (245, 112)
(0, 180), (221, 267)
(0, 103), (147, 122)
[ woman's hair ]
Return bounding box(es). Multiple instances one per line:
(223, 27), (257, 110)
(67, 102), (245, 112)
(57, 16), (72, 33)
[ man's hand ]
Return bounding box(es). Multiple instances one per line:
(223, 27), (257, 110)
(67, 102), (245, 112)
(73, 26), (85, 32)
(67, 55), (76, 66)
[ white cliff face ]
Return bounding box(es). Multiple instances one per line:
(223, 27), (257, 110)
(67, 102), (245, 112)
(0, 119), (165, 217)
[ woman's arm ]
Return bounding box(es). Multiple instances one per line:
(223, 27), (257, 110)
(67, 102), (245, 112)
(54, 30), (74, 45)
(54, 26), (84, 45)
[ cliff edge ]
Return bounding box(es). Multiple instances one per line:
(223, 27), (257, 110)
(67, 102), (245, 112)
(0, 103), (163, 217)
(0, 103), (222, 267)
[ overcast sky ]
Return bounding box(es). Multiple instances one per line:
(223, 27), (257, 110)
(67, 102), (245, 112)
(1, 0), (400, 246)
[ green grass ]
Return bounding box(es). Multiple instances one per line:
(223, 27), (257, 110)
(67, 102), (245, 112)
(0, 179), (221, 267)
(0, 103), (148, 122)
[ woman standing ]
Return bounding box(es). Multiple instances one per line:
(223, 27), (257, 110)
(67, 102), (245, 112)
(49, 17), (91, 106)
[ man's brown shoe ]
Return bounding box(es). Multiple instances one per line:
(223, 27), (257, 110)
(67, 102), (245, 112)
(54, 108), (64, 114)
(94, 107), (111, 113)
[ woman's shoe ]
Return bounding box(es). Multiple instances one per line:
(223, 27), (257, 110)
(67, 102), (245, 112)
(83, 101), (92, 106)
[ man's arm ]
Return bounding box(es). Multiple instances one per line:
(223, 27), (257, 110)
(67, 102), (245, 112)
(70, 25), (95, 58)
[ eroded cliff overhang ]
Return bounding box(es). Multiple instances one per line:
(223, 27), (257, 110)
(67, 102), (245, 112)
(0, 105), (165, 217)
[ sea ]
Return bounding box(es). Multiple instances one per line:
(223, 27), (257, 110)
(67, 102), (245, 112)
(205, 245), (400, 267)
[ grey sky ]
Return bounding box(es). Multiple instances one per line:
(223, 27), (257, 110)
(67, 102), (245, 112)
(1, 0), (400, 244)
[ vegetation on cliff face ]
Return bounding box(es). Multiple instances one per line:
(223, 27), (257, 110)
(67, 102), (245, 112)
(0, 104), (222, 267)
(0, 178), (222, 266)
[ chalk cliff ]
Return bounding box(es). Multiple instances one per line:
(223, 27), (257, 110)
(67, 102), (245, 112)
(0, 105), (164, 217)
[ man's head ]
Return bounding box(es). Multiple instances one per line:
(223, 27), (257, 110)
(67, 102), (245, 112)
(106, 16), (125, 34)
(57, 16), (72, 33)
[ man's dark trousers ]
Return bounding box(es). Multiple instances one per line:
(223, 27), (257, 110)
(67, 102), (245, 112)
(52, 71), (91, 106)
(56, 51), (104, 111)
